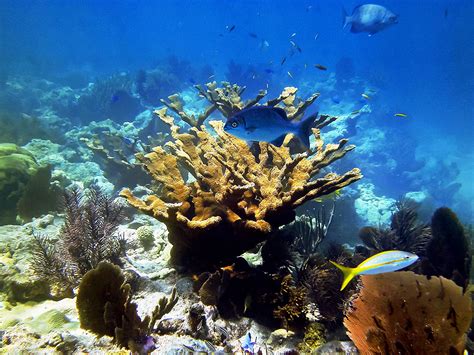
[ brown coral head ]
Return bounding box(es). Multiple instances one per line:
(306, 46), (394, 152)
(344, 271), (472, 355)
(122, 90), (362, 269)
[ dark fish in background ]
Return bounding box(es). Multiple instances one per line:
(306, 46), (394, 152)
(444, 8), (448, 18)
(314, 64), (327, 71)
(264, 68), (274, 74)
(248, 32), (258, 38)
(343, 4), (398, 35)
(331, 95), (341, 104)
(290, 40), (302, 53)
(281, 57), (287, 65)
(227, 24), (236, 32)
(224, 106), (318, 148)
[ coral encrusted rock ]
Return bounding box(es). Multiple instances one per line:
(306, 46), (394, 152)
(0, 143), (59, 224)
(121, 97), (362, 268)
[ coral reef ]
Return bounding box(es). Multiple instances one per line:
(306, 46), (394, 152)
(80, 130), (149, 187)
(0, 111), (63, 145)
(121, 93), (361, 267)
(0, 143), (60, 225)
(358, 204), (471, 289)
(354, 182), (396, 226)
(358, 200), (431, 255)
(299, 249), (359, 327)
(344, 271), (472, 354)
(136, 225), (155, 251)
(73, 73), (142, 124)
(136, 67), (182, 106)
(289, 205), (334, 259)
(76, 261), (178, 353)
(30, 186), (126, 292)
(298, 322), (326, 353)
(423, 207), (471, 289)
(273, 275), (307, 329)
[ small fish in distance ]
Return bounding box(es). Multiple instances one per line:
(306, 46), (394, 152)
(289, 40), (302, 53)
(330, 250), (419, 290)
(287, 71), (293, 78)
(259, 39), (270, 50)
(248, 32), (258, 38)
(281, 56), (287, 65)
(227, 24), (236, 32)
(394, 113), (408, 117)
(361, 93), (370, 99)
(343, 4), (398, 35)
(314, 64), (327, 71)
(224, 106), (318, 148)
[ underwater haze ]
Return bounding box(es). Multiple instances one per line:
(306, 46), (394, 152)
(0, 0), (473, 353)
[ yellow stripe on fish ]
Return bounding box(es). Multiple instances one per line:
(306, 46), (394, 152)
(330, 250), (419, 290)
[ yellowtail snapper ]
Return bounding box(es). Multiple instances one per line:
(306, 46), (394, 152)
(394, 113), (408, 117)
(330, 250), (419, 290)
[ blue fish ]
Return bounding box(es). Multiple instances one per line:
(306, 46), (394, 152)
(343, 4), (398, 35)
(241, 332), (257, 353)
(224, 106), (317, 148)
(330, 250), (419, 290)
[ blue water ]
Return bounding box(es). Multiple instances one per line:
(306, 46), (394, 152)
(1, 0), (473, 220)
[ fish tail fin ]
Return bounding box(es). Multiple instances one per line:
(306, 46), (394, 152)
(329, 260), (356, 291)
(296, 112), (318, 149)
(342, 7), (350, 29)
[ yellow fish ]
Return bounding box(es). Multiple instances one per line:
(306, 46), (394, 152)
(314, 188), (342, 202)
(361, 93), (370, 100)
(330, 250), (419, 290)
(394, 113), (408, 117)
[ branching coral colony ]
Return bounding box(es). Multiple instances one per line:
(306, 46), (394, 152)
(121, 83), (362, 268)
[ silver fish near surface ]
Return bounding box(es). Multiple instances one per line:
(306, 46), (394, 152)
(223, 106), (318, 148)
(343, 4), (398, 35)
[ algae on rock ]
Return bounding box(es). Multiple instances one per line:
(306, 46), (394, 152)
(0, 143), (60, 225)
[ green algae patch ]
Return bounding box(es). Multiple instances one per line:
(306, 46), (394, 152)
(28, 309), (72, 334)
(0, 299), (79, 335)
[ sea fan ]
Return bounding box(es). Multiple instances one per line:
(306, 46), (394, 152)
(30, 185), (126, 290)
(359, 200), (431, 255)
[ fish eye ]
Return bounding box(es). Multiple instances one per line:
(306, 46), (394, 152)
(231, 121), (238, 128)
